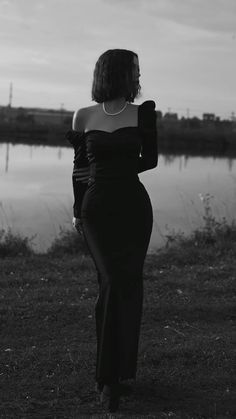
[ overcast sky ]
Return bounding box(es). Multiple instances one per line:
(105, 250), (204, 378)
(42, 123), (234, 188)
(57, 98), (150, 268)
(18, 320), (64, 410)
(0, 0), (235, 118)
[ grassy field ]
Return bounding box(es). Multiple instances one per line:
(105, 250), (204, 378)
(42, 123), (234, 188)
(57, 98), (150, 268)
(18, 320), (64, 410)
(0, 220), (236, 418)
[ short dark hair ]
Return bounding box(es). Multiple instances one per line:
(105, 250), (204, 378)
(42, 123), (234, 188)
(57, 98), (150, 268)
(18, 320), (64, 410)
(91, 49), (141, 103)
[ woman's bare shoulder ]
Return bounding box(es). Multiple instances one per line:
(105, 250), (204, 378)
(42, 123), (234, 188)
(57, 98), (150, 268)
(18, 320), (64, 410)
(72, 104), (100, 130)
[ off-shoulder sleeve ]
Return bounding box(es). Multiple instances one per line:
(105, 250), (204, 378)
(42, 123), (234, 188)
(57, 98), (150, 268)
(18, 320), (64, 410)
(137, 100), (158, 173)
(65, 130), (89, 218)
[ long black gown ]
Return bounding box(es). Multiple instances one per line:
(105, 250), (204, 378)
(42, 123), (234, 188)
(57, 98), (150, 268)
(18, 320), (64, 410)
(66, 100), (158, 386)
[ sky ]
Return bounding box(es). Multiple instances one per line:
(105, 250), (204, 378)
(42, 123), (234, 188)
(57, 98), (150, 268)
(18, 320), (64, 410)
(0, 0), (235, 118)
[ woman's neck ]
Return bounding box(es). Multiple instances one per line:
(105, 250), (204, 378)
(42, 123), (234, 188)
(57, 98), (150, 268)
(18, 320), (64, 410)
(103, 97), (127, 113)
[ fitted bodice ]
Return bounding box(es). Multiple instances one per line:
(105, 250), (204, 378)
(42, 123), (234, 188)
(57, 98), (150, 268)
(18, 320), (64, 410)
(66, 100), (158, 217)
(83, 127), (143, 183)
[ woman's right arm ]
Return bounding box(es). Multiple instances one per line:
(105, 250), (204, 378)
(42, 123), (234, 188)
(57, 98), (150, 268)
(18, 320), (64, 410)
(66, 108), (89, 231)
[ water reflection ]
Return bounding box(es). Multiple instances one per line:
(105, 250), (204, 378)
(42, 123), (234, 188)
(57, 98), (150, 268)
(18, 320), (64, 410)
(5, 143), (10, 173)
(162, 153), (234, 172)
(0, 142), (236, 253)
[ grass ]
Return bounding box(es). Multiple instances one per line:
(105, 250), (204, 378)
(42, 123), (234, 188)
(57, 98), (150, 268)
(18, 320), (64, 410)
(0, 198), (236, 418)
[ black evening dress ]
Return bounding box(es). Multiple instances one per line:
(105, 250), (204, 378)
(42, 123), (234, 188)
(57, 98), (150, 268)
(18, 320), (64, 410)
(66, 100), (158, 386)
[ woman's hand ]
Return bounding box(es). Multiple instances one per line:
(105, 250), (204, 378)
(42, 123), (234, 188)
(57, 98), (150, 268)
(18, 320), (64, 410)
(72, 217), (84, 235)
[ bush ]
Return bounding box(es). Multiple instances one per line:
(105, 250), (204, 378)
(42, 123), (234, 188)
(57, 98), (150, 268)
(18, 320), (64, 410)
(156, 193), (236, 266)
(0, 228), (33, 257)
(47, 227), (90, 257)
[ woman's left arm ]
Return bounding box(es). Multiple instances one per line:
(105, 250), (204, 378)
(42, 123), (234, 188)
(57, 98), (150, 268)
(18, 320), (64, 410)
(137, 110), (158, 173)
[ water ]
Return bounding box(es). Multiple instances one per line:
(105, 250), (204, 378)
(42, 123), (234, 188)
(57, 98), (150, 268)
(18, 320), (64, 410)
(0, 142), (236, 253)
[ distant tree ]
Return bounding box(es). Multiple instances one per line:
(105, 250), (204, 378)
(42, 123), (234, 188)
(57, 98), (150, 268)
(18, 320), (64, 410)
(164, 112), (178, 121)
(16, 107), (34, 124)
(189, 117), (201, 128)
(156, 110), (162, 120)
(64, 116), (73, 126)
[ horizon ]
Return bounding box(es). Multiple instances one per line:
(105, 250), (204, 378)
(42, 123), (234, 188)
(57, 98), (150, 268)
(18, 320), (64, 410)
(0, 90), (235, 120)
(1, 0), (235, 120)
(1, 101), (234, 121)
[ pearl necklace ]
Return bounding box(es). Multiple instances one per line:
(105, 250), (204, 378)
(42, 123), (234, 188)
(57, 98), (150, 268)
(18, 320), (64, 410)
(102, 101), (128, 116)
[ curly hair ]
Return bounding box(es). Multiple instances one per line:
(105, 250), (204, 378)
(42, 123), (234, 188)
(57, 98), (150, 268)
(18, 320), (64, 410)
(91, 49), (141, 103)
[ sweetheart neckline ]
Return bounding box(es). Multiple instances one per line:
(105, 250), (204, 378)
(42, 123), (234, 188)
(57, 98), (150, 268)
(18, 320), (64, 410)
(83, 126), (139, 136)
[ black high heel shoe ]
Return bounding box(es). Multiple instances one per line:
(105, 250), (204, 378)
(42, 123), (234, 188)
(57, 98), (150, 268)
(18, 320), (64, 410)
(95, 380), (133, 395)
(100, 382), (120, 413)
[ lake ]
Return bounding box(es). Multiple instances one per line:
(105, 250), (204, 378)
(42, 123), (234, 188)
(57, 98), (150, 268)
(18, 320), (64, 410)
(0, 142), (236, 253)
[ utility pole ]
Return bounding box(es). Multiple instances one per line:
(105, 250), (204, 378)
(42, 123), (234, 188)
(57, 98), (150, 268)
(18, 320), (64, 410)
(8, 82), (13, 107)
(186, 108), (190, 119)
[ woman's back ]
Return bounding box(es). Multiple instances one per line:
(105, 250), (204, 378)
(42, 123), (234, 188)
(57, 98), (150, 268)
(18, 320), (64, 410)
(73, 102), (139, 133)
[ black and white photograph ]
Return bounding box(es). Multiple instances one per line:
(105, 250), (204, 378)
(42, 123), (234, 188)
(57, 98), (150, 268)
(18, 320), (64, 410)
(0, 0), (235, 417)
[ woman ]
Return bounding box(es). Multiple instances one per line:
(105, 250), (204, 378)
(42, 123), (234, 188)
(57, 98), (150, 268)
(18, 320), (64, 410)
(66, 48), (158, 413)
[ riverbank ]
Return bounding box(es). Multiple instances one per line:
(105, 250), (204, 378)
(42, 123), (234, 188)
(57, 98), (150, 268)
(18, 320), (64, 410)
(1, 121), (236, 157)
(0, 220), (235, 417)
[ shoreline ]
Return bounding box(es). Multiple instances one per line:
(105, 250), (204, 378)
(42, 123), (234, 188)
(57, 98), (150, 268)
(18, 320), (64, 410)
(1, 123), (236, 157)
(1, 214), (236, 259)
